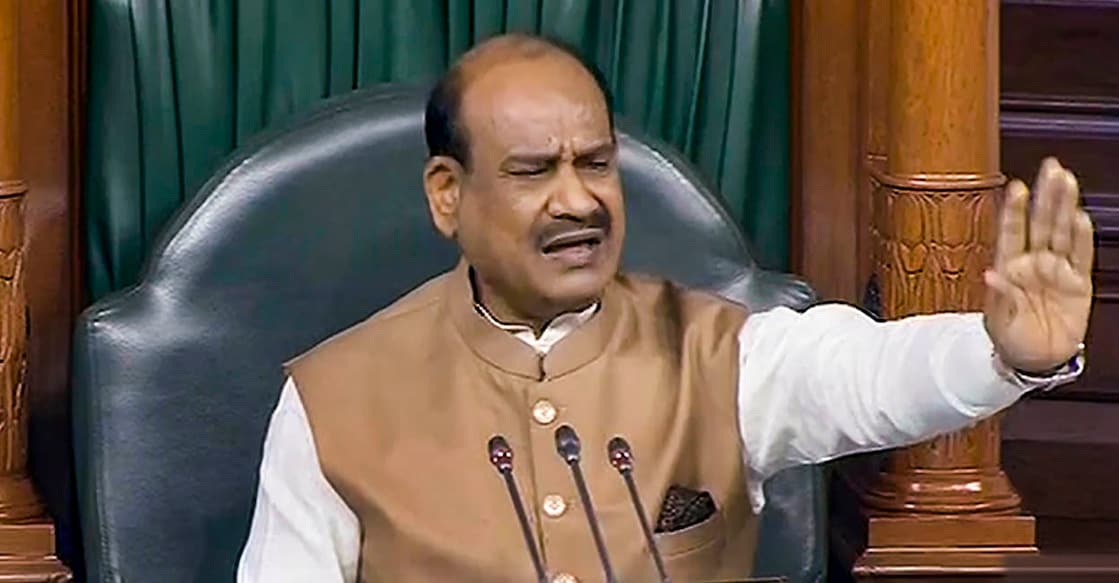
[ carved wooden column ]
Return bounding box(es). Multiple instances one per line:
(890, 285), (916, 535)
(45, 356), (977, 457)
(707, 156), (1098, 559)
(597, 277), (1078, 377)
(852, 0), (1036, 575)
(0, 1), (71, 580)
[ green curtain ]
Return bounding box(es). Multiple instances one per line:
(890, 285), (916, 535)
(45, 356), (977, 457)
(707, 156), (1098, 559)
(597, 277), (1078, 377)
(86, 0), (790, 301)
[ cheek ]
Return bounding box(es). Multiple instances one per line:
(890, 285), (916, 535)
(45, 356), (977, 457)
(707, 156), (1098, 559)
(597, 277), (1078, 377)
(459, 182), (542, 248)
(599, 181), (626, 225)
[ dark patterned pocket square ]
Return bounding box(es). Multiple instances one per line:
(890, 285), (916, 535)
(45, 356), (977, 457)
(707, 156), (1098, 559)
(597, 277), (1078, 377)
(655, 485), (716, 533)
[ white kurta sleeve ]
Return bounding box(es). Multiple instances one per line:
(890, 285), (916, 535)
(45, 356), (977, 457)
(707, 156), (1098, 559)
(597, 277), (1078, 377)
(736, 305), (1033, 511)
(237, 378), (361, 583)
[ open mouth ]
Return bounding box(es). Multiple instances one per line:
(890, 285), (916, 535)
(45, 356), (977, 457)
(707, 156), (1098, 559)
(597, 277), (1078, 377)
(540, 228), (606, 255)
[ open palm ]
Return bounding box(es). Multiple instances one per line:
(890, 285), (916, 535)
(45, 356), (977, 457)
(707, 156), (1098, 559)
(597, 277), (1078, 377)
(984, 158), (1094, 373)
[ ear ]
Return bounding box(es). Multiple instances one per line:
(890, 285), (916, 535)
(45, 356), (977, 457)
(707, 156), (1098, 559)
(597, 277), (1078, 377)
(423, 156), (464, 239)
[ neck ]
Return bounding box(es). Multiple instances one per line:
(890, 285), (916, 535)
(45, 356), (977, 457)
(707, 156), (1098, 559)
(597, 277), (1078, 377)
(479, 297), (549, 334)
(469, 270), (590, 335)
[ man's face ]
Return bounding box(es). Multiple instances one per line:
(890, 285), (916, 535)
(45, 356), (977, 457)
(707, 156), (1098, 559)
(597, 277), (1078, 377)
(425, 53), (625, 321)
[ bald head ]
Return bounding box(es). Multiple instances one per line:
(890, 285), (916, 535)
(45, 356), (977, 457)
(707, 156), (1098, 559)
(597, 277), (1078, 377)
(424, 34), (614, 168)
(420, 33), (625, 327)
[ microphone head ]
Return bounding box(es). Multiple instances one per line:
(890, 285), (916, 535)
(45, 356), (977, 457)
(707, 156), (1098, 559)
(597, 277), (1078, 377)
(554, 425), (582, 464)
(488, 435), (514, 473)
(607, 436), (634, 473)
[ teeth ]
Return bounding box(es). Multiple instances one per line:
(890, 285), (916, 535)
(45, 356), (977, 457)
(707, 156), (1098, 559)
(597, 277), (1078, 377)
(544, 238), (598, 253)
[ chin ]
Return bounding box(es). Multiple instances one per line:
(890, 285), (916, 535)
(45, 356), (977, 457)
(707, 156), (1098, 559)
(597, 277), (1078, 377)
(542, 270), (613, 311)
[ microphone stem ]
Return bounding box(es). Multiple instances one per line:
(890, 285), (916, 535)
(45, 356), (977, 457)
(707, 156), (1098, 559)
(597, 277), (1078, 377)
(568, 462), (618, 583)
(500, 470), (548, 583)
(620, 469), (670, 583)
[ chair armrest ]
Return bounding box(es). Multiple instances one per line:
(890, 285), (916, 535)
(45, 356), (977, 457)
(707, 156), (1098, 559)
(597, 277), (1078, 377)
(718, 268), (817, 314)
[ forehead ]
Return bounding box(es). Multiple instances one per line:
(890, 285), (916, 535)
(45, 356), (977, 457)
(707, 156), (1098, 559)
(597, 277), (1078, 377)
(459, 55), (612, 152)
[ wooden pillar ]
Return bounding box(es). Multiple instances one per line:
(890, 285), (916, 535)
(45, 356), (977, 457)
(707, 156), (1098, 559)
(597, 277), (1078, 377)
(0, 1), (71, 580)
(792, 0), (860, 302)
(852, 0), (1036, 575)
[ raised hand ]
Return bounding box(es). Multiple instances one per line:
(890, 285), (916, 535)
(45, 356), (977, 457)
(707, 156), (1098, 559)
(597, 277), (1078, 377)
(984, 158), (1094, 373)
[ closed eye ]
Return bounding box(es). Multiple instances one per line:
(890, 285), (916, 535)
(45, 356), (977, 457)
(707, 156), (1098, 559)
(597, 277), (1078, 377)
(578, 158), (612, 173)
(508, 167), (548, 177)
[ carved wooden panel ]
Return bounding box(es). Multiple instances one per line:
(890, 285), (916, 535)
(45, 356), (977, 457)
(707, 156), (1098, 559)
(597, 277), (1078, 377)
(863, 173), (1021, 518)
(998, 0), (1119, 531)
(1004, 399), (1119, 520)
(1002, 115), (1119, 187)
(1001, 0), (1119, 402)
(873, 182), (998, 316)
(1002, 0), (1119, 110)
(0, 193), (27, 479)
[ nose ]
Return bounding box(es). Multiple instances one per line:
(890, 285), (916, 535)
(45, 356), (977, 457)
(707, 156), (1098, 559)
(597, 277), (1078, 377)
(546, 165), (600, 220)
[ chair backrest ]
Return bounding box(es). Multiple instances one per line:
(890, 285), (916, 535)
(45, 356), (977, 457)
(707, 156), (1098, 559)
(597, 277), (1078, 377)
(73, 85), (823, 582)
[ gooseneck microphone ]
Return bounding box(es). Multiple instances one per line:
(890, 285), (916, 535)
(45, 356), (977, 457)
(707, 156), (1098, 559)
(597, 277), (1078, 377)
(554, 425), (618, 583)
(487, 435), (548, 583)
(608, 437), (670, 583)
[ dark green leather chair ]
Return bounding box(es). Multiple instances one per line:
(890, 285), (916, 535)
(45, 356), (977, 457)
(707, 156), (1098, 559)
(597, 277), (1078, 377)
(73, 85), (825, 582)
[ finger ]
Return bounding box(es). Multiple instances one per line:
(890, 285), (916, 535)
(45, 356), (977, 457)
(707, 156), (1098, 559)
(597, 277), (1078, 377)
(1050, 169), (1080, 255)
(1070, 210), (1095, 277)
(1029, 157), (1063, 251)
(1033, 250), (1063, 287)
(985, 268), (1028, 306)
(1053, 257), (1091, 295)
(995, 180), (1030, 268)
(1003, 256), (1042, 290)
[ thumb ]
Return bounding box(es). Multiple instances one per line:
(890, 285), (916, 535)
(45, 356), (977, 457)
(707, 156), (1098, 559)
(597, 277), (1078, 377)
(984, 269), (1027, 308)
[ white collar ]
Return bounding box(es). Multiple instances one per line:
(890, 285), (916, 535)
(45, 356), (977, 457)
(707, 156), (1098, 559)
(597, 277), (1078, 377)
(473, 301), (600, 355)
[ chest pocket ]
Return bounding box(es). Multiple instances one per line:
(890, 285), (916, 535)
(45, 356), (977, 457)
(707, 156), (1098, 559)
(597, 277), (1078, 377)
(656, 510), (727, 580)
(657, 495), (757, 582)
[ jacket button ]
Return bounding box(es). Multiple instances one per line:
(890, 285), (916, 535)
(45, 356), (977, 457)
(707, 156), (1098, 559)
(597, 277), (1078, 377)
(551, 573), (578, 583)
(532, 399), (557, 424)
(542, 494), (567, 518)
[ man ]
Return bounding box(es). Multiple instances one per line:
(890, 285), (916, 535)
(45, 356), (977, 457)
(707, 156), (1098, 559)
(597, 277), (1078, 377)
(237, 34), (1094, 583)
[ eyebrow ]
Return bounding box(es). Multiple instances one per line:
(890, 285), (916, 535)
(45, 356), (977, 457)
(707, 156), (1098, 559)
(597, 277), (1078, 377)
(573, 141), (616, 160)
(502, 149), (559, 167)
(502, 140), (616, 166)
